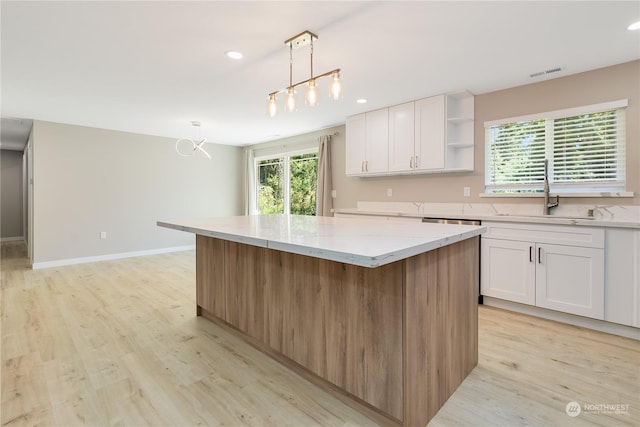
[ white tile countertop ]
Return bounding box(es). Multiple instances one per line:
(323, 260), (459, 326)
(157, 214), (486, 268)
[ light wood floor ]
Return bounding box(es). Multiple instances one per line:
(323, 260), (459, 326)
(1, 242), (638, 426)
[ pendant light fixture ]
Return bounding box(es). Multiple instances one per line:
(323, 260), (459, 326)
(267, 30), (342, 117)
(176, 121), (211, 160)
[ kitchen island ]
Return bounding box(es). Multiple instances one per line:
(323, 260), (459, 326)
(158, 215), (485, 426)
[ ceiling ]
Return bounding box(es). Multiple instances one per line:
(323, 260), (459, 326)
(1, 1), (639, 150)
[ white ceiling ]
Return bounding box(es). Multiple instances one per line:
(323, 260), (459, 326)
(1, 1), (639, 149)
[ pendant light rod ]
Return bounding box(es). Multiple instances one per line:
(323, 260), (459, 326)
(309, 36), (314, 79)
(289, 44), (293, 89)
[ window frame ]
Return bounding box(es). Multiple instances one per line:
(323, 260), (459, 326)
(484, 99), (628, 196)
(254, 147), (319, 215)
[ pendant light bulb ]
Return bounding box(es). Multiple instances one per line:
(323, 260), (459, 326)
(285, 87), (296, 112)
(305, 79), (319, 107)
(267, 94), (278, 117)
(330, 71), (342, 100)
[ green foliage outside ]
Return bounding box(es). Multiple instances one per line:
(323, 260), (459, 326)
(257, 158), (284, 214)
(289, 153), (317, 215)
(257, 152), (318, 215)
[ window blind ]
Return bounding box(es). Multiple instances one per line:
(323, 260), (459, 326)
(485, 102), (626, 194)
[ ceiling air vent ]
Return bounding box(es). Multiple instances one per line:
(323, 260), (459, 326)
(530, 67), (562, 78)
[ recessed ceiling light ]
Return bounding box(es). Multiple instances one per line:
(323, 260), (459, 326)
(356, 99), (367, 104)
(225, 51), (243, 59)
(628, 21), (640, 31)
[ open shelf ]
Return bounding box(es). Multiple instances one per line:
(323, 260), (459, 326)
(445, 91), (474, 171)
(447, 142), (474, 148)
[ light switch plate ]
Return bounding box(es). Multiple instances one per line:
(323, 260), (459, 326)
(463, 187), (470, 197)
(387, 188), (393, 197)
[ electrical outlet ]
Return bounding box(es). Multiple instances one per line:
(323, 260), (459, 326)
(331, 190), (337, 198)
(100, 231), (107, 239)
(463, 187), (470, 197)
(387, 188), (393, 197)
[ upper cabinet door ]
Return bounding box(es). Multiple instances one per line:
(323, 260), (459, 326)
(365, 108), (389, 174)
(388, 102), (415, 173)
(345, 113), (367, 176)
(414, 95), (445, 171)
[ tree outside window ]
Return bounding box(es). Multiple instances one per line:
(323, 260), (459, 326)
(257, 151), (318, 215)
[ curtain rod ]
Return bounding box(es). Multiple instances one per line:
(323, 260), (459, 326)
(247, 131), (340, 154)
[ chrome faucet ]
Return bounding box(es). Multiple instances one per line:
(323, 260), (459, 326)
(543, 159), (559, 215)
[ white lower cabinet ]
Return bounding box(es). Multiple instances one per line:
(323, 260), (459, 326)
(535, 244), (604, 319)
(481, 222), (605, 320)
(481, 238), (535, 305)
(605, 229), (640, 327)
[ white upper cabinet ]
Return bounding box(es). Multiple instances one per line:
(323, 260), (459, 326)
(346, 91), (474, 177)
(345, 109), (388, 176)
(415, 95), (446, 171)
(365, 108), (389, 175)
(388, 102), (416, 172)
(345, 114), (367, 176)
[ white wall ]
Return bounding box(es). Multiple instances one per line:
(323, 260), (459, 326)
(0, 149), (24, 239)
(31, 121), (243, 265)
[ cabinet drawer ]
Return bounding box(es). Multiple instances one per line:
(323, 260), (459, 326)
(482, 221), (604, 248)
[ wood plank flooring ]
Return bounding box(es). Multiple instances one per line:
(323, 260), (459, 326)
(2, 241), (639, 426)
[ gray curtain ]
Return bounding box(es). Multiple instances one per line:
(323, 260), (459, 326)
(316, 135), (333, 216)
(243, 148), (256, 215)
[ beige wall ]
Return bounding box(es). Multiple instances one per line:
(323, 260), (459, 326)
(32, 121), (243, 264)
(1, 150), (24, 239)
(331, 60), (640, 209)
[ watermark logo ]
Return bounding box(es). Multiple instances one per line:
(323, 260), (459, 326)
(566, 401), (630, 417)
(566, 401), (581, 417)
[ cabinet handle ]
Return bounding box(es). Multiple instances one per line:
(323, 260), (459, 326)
(529, 246), (533, 262)
(365, 160), (369, 172)
(538, 247), (542, 264)
(415, 155), (419, 168)
(361, 160), (364, 172)
(410, 156), (413, 168)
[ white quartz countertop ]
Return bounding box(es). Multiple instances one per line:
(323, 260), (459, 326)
(157, 214), (485, 268)
(334, 208), (640, 229)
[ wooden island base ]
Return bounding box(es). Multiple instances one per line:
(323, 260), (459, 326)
(195, 235), (479, 427)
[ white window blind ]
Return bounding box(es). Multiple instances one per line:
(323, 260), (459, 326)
(485, 100), (627, 194)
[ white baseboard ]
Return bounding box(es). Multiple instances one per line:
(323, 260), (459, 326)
(32, 245), (195, 270)
(1, 236), (25, 243)
(482, 296), (640, 340)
